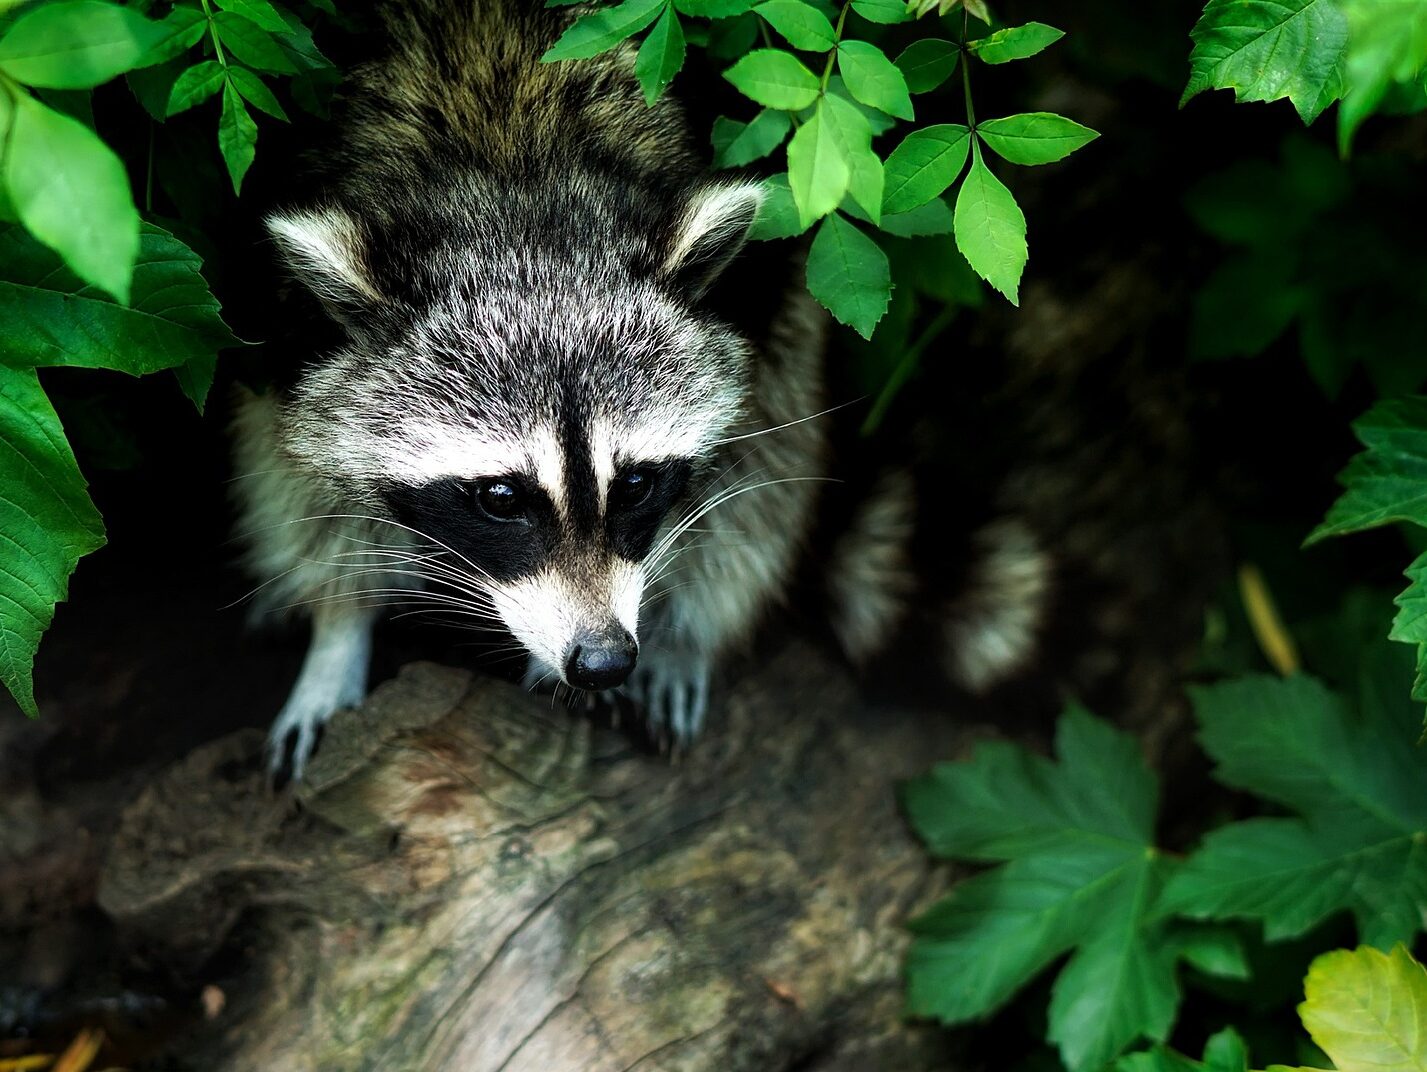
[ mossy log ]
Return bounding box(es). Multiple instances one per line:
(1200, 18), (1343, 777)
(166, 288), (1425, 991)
(98, 644), (979, 1071)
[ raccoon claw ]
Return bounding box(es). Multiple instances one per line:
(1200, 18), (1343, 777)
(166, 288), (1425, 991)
(266, 697), (338, 789)
(625, 653), (711, 750)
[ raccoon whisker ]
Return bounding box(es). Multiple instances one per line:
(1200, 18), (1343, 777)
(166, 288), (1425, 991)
(707, 399), (859, 447)
(644, 465), (773, 569)
(646, 475), (833, 576)
(285, 513), (494, 585)
(222, 560), (310, 611)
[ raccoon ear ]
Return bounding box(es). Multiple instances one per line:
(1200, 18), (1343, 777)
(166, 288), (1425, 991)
(661, 181), (764, 297)
(266, 208), (383, 319)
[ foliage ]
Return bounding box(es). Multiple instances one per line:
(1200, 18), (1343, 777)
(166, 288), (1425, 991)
(1117, 945), (1427, 1072)
(540, 0), (1100, 332)
(0, 0), (334, 712)
(1307, 399), (1427, 716)
(1180, 0), (1427, 151)
(906, 638), (1426, 1070)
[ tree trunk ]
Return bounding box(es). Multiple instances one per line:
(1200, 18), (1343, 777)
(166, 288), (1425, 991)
(98, 642), (981, 1071)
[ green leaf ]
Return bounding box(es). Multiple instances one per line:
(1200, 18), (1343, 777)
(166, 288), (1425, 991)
(1190, 251), (1301, 359)
(837, 39), (912, 119)
(977, 112), (1099, 165)
(1170, 926), (1251, 981)
(968, 21), (1064, 64)
(634, 3), (684, 103)
(174, 352), (218, 411)
(211, 10), (297, 72)
(1161, 668), (1427, 950)
(904, 707), (1179, 1071)
(849, 0), (909, 25)
(1391, 552), (1427, 706)
(0, 0), (168, 88)
(953, 150), (1026, 304)
(787, 95), (849, 226)
(134, 6), (206, 67)
(542, 0), (666, 61)
(894, 37), (957, 93)
(881, 123), (970, 214)
(1116, 1030), (1251, 1072)
(712, 109), (792, 167)
(675, 0), (753, 15)
(227, 66), (288, 120)
(166, 60), (226, 117)
(1308, 398), (1427, 542)
(804, 211), (890, 339)
(127, 56), (187, 119)
(0, 364), (105, 717)
(218, 79), (258, 194)
(754, 0), (834, 51)
(1298, 945), (1427, 1072)
(0, 221), (239, 374)
(723, 47), (820, 109)
(1181, 0), (1348, 123)
(747, 173), (809, 240)
(876, 196), (953, 236)
(824, 91), (880, 223)
(825, 72), (897, 133)
(3, 92), (136, 303)
(214, 0), (291, 33)
(1337, 0), (1427, 151)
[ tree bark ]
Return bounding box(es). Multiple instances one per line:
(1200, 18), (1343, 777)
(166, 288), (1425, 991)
(98, 642), (980, 1071)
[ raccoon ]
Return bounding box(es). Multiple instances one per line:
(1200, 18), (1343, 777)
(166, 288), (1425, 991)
(233, 0), (1047, 782)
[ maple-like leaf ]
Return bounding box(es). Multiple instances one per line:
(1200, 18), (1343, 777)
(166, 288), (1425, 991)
(1162, 647), (1427, 951)
(904, 707), (1207, 1071)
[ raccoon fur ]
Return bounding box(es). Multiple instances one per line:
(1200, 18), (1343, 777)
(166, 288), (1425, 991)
(233, 0), (1047, 781)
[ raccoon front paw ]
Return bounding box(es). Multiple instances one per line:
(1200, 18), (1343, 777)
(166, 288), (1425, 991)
(267, 692), (349, 789)
(624, 651), (711, 751)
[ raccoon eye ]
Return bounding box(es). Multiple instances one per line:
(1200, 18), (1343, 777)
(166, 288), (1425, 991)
(611, 469), (654, 510)
(471, 479), (523, 521)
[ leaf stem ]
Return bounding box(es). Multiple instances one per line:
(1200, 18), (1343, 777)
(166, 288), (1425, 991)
(199, 0), (229, 69)
(860, 304), (956, 435)
(820, 0), (852, 91)
(959, 8), (976, 130)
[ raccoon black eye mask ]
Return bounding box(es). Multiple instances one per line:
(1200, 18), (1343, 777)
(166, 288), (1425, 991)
(233, 0), (1047, 784)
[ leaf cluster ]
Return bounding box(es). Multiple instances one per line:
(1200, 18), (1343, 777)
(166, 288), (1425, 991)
(904, 639), (1427, 1070)
(0, 0), (317, 712)
(541, 0), (1098, 337)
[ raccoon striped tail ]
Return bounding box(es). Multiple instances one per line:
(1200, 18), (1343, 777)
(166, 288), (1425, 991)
(824, 469), (1052, 693)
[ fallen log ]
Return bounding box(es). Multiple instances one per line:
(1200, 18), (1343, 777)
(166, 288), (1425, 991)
(98, 643), (981, 1071)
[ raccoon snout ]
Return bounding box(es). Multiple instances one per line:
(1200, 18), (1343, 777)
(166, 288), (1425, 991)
(565, 629), (638, 690)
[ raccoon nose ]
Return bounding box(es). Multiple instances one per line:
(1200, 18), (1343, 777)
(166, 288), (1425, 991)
(565, 629), (637, 690)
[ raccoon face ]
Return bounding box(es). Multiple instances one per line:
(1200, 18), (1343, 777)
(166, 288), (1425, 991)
(266, 180), (762, 688)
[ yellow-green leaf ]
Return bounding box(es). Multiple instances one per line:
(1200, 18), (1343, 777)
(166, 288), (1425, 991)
(1299, 945), (1427, 1072)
